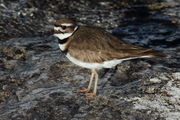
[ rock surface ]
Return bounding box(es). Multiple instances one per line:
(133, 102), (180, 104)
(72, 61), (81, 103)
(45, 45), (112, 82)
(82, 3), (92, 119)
(0, 0), (180, 120)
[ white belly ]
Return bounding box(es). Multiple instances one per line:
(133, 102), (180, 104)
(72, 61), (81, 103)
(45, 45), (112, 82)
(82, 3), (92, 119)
(66, 53), (145, 69)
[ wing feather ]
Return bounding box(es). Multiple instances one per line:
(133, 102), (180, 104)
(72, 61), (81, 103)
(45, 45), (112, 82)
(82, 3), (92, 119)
(67, 26), (151, 63)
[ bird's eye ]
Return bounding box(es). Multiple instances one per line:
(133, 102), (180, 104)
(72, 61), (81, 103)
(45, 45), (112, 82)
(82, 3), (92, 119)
(61, 26), (67, 30)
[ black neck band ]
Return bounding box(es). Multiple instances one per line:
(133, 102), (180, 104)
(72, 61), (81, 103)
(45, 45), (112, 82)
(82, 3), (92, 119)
(58, 26), (78, 44)
(61, 49), (68, 55)
(58, 38), (68, 44)
(58, 38), (69, 55)
(57, 27), (78, 55)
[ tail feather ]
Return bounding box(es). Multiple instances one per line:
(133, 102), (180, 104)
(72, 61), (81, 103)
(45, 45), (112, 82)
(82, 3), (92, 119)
(141, 49), (170, 58)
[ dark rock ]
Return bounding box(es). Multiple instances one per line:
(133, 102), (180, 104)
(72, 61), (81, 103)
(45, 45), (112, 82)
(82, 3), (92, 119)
(0, 0), (179, 120)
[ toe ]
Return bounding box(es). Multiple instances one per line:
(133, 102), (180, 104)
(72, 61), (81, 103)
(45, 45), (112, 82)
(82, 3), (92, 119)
(85, 93), (96, 99)
(75, 88), (89, 93)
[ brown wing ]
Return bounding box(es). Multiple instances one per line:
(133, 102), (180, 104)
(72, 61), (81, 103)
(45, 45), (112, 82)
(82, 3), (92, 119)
(67, 26), (152, 63)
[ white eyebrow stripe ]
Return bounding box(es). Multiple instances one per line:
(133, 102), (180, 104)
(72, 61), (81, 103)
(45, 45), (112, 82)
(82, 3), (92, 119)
(61, 23), (73, 26)
(54, 26), (78, 40)
(54, 27), (61, 31)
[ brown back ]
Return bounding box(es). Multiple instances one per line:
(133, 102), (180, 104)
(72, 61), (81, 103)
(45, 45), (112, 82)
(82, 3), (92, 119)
(66, 26), (154, 63)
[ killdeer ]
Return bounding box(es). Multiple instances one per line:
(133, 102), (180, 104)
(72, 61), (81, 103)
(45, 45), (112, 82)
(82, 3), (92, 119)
(53, 18), (167, 98)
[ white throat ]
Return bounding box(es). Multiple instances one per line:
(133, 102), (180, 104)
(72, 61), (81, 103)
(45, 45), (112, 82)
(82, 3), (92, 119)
(54, 26), (78, 40)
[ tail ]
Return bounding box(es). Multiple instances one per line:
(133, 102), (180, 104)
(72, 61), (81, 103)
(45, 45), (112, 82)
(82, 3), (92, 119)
(140, 49), (171, 58)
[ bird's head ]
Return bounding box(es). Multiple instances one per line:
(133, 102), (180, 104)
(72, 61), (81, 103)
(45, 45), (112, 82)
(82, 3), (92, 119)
(53, 19), (78, 40)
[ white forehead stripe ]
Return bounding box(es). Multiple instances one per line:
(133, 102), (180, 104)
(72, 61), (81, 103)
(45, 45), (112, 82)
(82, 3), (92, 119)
(54, 27), (61, 31)
(61, 23), (73, 26)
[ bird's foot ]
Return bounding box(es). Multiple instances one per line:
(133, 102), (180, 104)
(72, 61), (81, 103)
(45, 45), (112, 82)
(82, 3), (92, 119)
(85, 93), (96, 99)
(75, 88), (89, 93)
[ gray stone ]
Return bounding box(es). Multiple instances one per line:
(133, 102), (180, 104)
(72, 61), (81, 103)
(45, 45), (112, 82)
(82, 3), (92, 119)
(0, 0), (179, 120)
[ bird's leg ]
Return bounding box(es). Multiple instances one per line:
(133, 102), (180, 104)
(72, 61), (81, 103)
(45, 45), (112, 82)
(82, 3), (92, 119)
(93, 70), (98, 95)
(86, 70), (95, 91)
(86, 69), (98, 98)
(76, 70), (95, 93)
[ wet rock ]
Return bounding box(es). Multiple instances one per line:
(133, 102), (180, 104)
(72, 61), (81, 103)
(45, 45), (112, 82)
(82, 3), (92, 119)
(0, 46), (26, 60)
(0, 0), (179, 120)
(110, 60), (152, 86)
(133, 74), (180, 120)
(0, 47), (26, 70)
(149, 78), (162, 83)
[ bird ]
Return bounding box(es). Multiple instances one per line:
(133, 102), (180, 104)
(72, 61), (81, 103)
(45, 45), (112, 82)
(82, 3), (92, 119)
(53, 18), (168, 98)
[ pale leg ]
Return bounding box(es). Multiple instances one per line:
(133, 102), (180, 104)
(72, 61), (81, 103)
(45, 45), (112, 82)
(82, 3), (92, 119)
(93, 70), (98, 95)
(76, 70), (95, 93)
(86, 69), (98, 98)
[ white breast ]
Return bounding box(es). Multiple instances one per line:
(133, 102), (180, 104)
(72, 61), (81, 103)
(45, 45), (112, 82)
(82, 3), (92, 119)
(66, 53), (105, 69)
(66, 53), (149, 70)
(59, 43), (67, 51)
